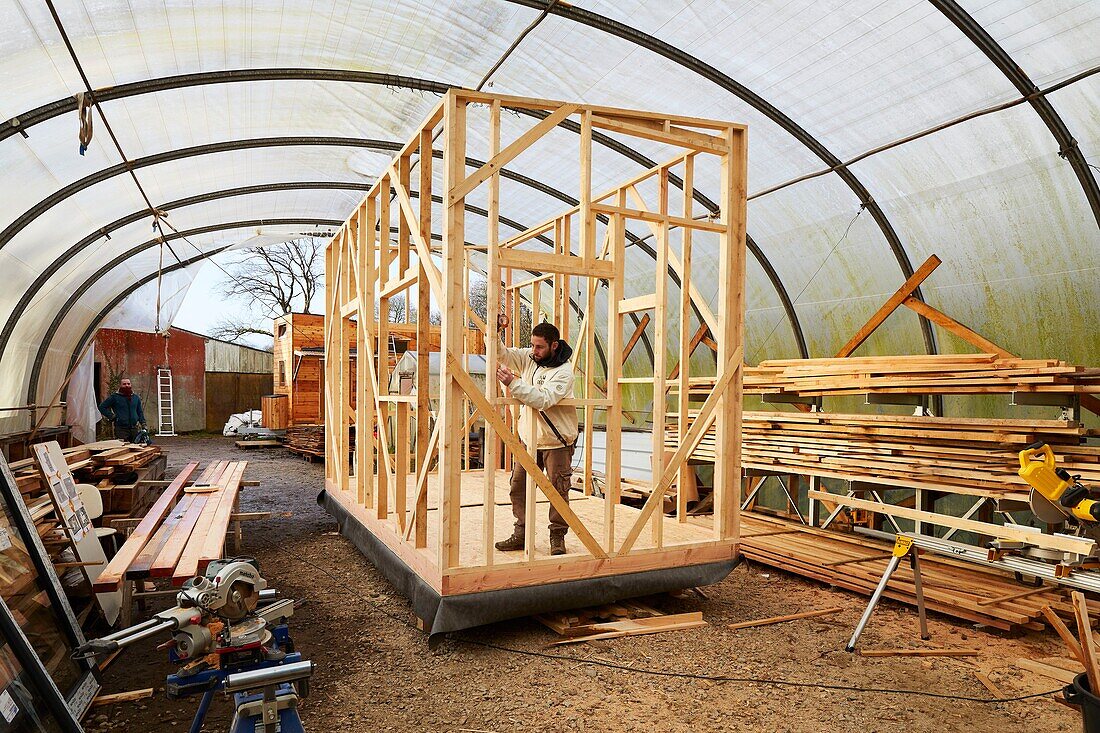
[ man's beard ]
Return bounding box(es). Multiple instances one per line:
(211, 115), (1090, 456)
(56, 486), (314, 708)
(533, 350), (557, 366)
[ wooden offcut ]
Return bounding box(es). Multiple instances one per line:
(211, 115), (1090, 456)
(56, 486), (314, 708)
(727, 607), (843, 630)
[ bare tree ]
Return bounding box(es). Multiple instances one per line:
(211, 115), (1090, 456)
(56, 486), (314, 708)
(468, 276), (530, 341)
(212, 239), (324, 343)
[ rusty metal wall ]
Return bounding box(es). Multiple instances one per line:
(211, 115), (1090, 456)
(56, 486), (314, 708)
(94, 327), (206, 432)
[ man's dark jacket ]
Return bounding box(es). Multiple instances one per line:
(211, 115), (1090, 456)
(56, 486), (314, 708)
(98, 392), (146, 428)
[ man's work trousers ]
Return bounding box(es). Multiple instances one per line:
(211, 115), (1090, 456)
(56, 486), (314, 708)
(114, 424), (138, 442)
(509, 445), (574, 535)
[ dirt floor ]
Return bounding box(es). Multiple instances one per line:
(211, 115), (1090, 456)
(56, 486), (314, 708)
(83, 435), (1080, 732)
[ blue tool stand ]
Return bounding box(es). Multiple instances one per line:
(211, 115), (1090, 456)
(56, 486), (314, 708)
(165, 624), (308, 733)
(230, 683), (307, 733)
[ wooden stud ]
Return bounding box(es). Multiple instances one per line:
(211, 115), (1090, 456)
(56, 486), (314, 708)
(484, 99), (502, 566)
(440, 92), (467, 569)
(677, 156), (694, 522)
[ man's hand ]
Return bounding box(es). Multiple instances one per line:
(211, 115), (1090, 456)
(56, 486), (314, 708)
(496, 314), (509, 332)
(496, 365), (515, 386)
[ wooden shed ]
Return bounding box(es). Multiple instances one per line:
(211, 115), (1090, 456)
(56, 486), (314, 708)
(273, 312), (483, 427)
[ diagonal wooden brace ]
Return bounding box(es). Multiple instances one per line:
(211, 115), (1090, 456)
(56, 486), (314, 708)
(447, 352), (608, 559)
(618, 347), (743, 555)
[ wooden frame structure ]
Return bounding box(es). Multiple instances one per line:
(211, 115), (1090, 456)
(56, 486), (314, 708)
(323, 90), (746, 599)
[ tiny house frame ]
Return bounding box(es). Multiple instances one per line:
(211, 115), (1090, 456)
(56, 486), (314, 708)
(323, 90), (745, 624)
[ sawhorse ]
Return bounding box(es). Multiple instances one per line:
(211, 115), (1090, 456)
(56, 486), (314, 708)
(845, 534), (930, 651)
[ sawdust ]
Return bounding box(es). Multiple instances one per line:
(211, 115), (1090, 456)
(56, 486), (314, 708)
(85, 436), (1078, 732)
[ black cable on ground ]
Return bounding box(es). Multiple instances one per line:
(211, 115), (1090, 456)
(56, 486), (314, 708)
(251, 536), (1062, 705)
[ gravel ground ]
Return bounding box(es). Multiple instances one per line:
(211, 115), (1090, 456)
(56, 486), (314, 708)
(84, 435), (1077, 732)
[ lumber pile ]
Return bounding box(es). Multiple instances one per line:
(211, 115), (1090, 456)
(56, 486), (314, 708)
(95, 460), (247, 592)
(285, 424), (324, 458)
(665, 411), (1099, 499)
(6, 441), (167, 565)
(738, 514), (1081, 631)
(683, 354), (1100, 399)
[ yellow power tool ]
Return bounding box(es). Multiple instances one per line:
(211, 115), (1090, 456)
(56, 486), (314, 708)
(1018, 441), (1100, 524)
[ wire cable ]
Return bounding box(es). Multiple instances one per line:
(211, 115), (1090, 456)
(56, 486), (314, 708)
(42, 0), (185, 272)
(476, 0), (560, 91)
(749, 204), (865, 361)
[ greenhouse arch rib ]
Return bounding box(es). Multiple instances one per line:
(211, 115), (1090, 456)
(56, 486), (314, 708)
(23, 190), (618, 400)
(928, 0), (1100, 229)
(0, 69), (809, 356)
(503, 0), (939, 358)
(29, 216), (614, 412)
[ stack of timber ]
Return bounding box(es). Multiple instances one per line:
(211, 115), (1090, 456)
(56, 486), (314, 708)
(739, 514), (1081, 631)
(285, 424), (325, 458)
(682, 354), (1100, 399)
(5, 441), (166, 570)
(8, 442), (166, 517)
(665, 411), (1099, 499)
(94, 461), (247, 591)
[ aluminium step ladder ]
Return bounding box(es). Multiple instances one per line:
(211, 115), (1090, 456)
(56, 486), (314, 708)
(156, 368), (177, 437)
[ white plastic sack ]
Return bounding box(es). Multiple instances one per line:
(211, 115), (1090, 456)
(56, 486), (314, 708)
(222, 409), (262, 436)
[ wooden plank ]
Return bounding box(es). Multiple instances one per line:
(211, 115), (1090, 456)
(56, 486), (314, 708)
(727, 607), (843, 630)
(901, 297), (1013, 357)
(977, 585), (1053, 607)
(590, 203), (727, 234)
(807, 490), (1094, 555)
(589, 113), (728, 154)
(189, 461), (248, 581)
(836, 254), (942, 358)
(974, 672), (1004, 698)
(550, 612), (707, 645)
(496, 248), (615, 278)
(1016, 657), (1078, 684)
(93, 462), (200, 592)
(439, 91), (468, 570)
(450, 103), (579, 204)
(1042, 605), (1086, 666)
(91, 688), (154, 707)
(149, 486), (214, 577)
(128, 494), (197, 578)
(1074, 590), (1100, 691)
(621, 313), (651, 364)
(860, 648), (979, 658)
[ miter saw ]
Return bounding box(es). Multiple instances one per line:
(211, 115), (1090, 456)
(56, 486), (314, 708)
(1008, 441), (1100, 569)
(75, 558), (313, 733)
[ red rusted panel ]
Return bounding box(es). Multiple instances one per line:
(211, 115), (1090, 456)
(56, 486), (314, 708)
(94, 327), (206, 432)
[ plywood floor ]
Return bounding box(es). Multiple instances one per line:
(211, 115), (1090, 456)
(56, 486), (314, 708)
(340, 469), (719, 569)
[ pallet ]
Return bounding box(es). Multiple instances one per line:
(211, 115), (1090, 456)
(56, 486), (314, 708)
(235, 440), (282, 449)
(536, 599), (707, 645)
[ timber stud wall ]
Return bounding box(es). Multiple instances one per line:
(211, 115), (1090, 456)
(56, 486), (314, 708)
(324, 90), (747, 595)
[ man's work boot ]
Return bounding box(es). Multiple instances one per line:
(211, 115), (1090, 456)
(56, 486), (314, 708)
(550, 531), (567, 556)
(495, 529), (525, 552)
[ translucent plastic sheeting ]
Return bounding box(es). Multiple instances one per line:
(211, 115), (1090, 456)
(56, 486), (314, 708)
(100, 264), (200, 333)
(65, 342), (99, 443)
(0, 0), (1098, 433)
